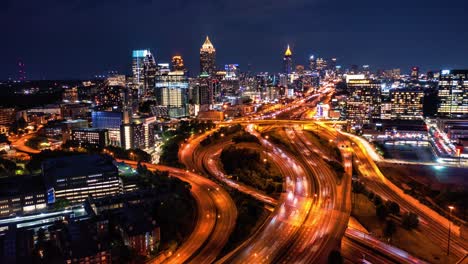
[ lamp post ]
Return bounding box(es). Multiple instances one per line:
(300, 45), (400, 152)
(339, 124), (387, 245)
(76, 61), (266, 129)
(447, 206), (455, 256)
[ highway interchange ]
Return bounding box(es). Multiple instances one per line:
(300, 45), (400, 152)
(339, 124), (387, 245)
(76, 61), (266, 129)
(10, 88), (467, 263)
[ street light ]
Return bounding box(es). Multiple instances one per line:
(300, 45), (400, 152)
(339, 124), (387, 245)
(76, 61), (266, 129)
(447, 205), (455, 256)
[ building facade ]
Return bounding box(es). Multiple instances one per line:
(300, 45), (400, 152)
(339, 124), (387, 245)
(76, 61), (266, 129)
(154, 71), (189, 118)
(200, 36), (216, 75)
(71, 128), (109, 148)
(390, 89), (424, 120)
(42, 155), (121, 204)
(132, 49), (157, 97)
(437, 69), (468, 118)
(346, 79), (382, 125)
(283, 45), (293, 74)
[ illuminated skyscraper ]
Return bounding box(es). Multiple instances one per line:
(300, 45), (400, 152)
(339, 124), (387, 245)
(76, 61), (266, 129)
(172, 55), (185, 71)
(346, 79), (382, 125)
(437, 70), (468, 117)
(309, 55), (316, 71)
(132, 49), (157, 97)
(411, 66), (419, 80)
(154, 70), (189, 118)
(200, 36), (216, 75)
(283, 45), (293, 74)
(316, 58), (327, 72)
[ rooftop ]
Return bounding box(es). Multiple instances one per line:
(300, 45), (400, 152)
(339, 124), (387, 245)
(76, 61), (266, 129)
(42, 155), (117, 184)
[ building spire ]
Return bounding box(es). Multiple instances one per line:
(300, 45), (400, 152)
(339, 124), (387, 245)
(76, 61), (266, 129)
(285, 44), (292, 56)
(202, 36), (215, 51)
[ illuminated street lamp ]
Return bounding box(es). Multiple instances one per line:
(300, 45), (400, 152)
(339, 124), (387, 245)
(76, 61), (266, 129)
(447, 206), (455, 256)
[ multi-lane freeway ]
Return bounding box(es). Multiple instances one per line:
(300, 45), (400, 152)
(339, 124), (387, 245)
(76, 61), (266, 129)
(121, 161), (237, 264)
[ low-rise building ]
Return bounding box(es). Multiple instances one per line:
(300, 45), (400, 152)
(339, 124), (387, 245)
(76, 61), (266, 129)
(42, 155), (121, 204)
(0, 176), (47, 218)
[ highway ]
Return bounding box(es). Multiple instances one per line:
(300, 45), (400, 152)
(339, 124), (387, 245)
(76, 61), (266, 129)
(219, 117), (468, 260)
(183, 125), (317, 263)
(10, 132), (41, 154)
(180, 121), (427, 263)
(313, 121), (468, 260)
(121, 160), (237, 264)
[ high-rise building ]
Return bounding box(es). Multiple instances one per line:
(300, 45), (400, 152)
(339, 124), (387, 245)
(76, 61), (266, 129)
(70, 128), (110, 148)
(120, 122), (145, 150)
(154, 70), (189, 118)
(411, 66), (419, 80)
(309, 55), (316, 71)
(316, 58), (327, 75)
(132, 49), (157, 97)
(437, 69), (468, 117)
(190, 74), (220, 111)
(62, 87), (79, 103)
(92, 111), (123, 146)
(200, 36), (216, 75)
(390, 89), (424, 120)
(346, 79), (382, 125)
(283, 45), (293, 74)
(0, 108), (16, 134)
(171, 55), (185, 72)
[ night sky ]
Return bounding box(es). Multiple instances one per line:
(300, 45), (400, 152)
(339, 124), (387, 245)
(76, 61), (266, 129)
(1, 0), (468, 80)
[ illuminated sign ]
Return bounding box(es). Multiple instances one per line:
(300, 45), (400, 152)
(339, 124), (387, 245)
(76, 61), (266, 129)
(441, 69), (450, 75)
(47, 188), (55, 204)
(348, 80), (370, 84)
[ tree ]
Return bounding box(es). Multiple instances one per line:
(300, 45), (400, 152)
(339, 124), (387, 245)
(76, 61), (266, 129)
(376, 204), (388, 221)
(386, 201), (400, 215)
(352, 181), (365, 194)
(0, 134), (11, 145)
(402, 212), (419, 230)
(328, 250), (343, 264)
(384, 219), (397, 241)
(373, 195), (383, 206)
(53, 198), (70, 210)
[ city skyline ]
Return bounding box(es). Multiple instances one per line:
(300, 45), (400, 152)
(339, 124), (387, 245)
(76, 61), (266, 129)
(1, 0), (468, 79)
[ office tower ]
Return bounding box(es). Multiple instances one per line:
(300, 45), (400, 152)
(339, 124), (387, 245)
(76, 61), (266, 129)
(107, 75), (126, 87)
(362, 65), (370, 76)
(225, 64), (240, 78)
(95, 78), (126, 109)
(427, 71), (435, 80)
(316, 58), (327, 73)
(350, 64), (359, 74)
(309, 55), (316, 71)
(329, 58), (337, 72)
(0, 176), (46, 217)
(120, 122), (145, 150)
(154, 70), (189, 118)
(390, 89), (424, 120)
(200, 36), (216, 75)
(437, 70), (468, 117)
(346, 78), (382, 125)
(92, 111), (123, 146)
(62, 87), (79, 102)
(221, 64), (240, 96)
(70, 128), (110, 148)
(411, 66), (419, 80)
(283, 45), (293, 74)
(132, 116), (157, 149)
(17, 60), (26, 82)
(132, 49), (157, 97)
(0, 108), (16, 134)
(42, 155), (121, 204)
(171, 55), (185, 71)
(191, 75), (219, 111)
